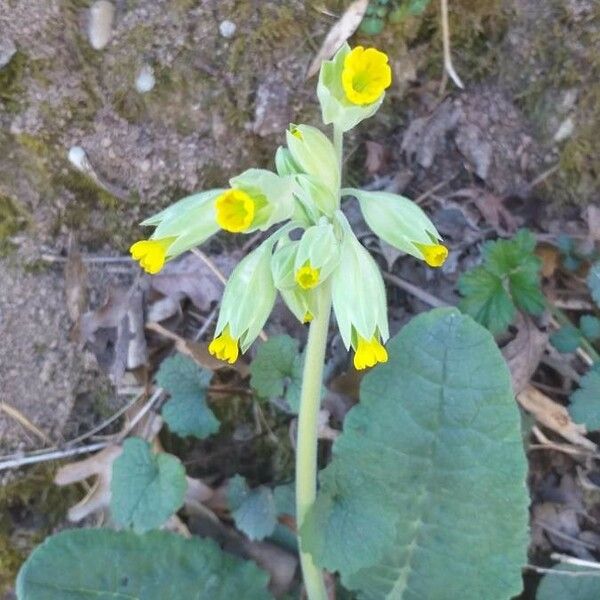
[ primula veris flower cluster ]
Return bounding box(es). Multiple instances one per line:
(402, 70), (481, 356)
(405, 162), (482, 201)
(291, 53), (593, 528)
(130, 44), (447, 370)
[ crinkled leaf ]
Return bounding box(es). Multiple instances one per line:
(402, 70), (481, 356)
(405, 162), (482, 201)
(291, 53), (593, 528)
(458, 268), (515, 334)
(580, 315), (600, 341)
(536, 563), (600, 600)
(156, 354), (219, 438)
(111, 437), (186, 533)
(569, 365), (600, 430)
(16, 528), (270, 600)
(250, 335), (304, 413)
(550, 326), (581, 354)
(302, 308), (528, 600)
(588, 261), (600, 307)
(459, 230), (544, 334)
(228, 476), (277, 541)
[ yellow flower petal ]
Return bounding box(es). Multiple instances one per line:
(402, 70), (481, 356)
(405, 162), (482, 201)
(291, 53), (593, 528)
(414, 243), (448, 268)
(208, 326), (239, 364)
(303, 311), (314, 323)
(215, 189), (256, 233)
(353, 335), (388, 370)
(295, 263), (320, 290)
(342, 46), (392, 106)
(129, 238), (173, 274)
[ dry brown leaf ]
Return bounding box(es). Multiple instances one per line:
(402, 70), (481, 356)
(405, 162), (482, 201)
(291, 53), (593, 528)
(536, 242), (560, 278)
(451, 187), (518, 235)
(147, 321), (250, 377)
(517, 385), (596, 450)
(364, 141), (387, 175)
(502, 314), (549, 395)
(306, 0), (369, 78)
(587, 205), (600, 241)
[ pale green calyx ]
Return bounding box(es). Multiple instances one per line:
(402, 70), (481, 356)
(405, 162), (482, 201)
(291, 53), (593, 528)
(345, 188), (448, 268)
(294, 220), (341, 286)
(228, 168), (296, 231)
(294, 175), (338, 217)
(286, 124), (339, 194)
(214, 237), (277, 352)
(317, 43), (385, 133)
(274, 147), (302, 177)
(331, 212), (389, 350)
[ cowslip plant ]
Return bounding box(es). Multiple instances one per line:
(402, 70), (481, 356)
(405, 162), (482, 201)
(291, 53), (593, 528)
(17, 45), (530, 600)
(128, 43), (447, 598)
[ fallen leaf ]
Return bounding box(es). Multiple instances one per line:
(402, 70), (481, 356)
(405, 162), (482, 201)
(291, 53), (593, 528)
(64, 238), (88, 329)
(587, 205), (600, 241)
(306, 0), (369, 78)
(450, 187), (518, 235)
(502, 314), (549, 395)
(517, 385), (596, 450)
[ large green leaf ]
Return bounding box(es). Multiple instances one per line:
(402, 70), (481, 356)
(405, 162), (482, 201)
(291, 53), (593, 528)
(536, 563), (600, 599)
(111, 437), (186, 533)
(16, 528), (271, 600)
(228, 475), (277, 541)
(302, 308), (528, 599)
(156, 354), (219, 438)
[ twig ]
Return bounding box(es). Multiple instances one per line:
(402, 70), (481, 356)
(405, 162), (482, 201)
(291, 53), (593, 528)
(0, 402), (52, 445)
(41, 253), (132, 264)
(529, 426), (599, 459)
(0, 442), (111, 472)
(415, 177), (455, 205)
(116, 388), (164, 441)
(525, 564), (600, 577)
(551, 554), (600, 570)
(439, 0), (464, 92)
(190, 248), (228, 285)
(528, 164), (560, 190)
(383, 273), (450, 308)
(194, 305), (219, 341)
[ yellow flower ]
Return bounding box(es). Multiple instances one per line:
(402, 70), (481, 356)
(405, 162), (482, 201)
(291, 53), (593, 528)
(414, 243), (448, 268)
(208, 326), (239, 364)
(295, 263), (320, 290)
(215, 189), (256, 233)
(342, 46), (392, 106)
(303, 311), (314, 323)
(130, 238), (174, 274)
(353, 335), (388, 370)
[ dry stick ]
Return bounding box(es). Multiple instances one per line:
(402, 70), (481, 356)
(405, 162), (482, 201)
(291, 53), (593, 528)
(525, 564), (600, 577)
(529, 426), (600, 459)
(190, 247), (268, 342)
(0, 442), (111, 472)
(383, 273), (450, 308)
(551, 554), (600, 570)
(41, 253), (132, 264)
(439, 0), (464, 93)
(0, 402), (52, 445)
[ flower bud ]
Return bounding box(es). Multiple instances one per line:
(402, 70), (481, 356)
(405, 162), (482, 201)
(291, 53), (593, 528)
(212, 238), (277, 356)
(331, 212), (389, 368)
(317, 44), (391, 132)
(286, 124), (339, 194)
(294, 174), (338, 217)
(346, 188), (448, 268)
(130, 189), (223, 274)
(275, 147), (302, 177)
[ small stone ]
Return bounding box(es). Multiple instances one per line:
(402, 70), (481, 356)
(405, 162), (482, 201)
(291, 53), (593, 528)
(219, 20), (236, 39)
(88, 0), (115, 50)
(68, 146), (89, 172)
(135, 64), (155, 93)
(554, 116), (575, 143)
(0, 37), (17, 69)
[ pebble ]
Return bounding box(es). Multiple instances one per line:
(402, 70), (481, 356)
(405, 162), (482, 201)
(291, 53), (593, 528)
(0, 37), (17, 69)
(219, 20), (236, 39)
(88, 0), (115, 50)
(554, 116), (575, 143)
(68, 146), (90, 172)
(135, 64), (155, 93)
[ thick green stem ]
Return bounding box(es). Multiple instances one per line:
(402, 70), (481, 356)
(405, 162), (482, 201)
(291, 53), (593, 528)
(295, 287), (332, 600)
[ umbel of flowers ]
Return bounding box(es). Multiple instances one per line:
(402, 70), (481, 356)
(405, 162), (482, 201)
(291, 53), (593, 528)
(131, 44), (448, 370)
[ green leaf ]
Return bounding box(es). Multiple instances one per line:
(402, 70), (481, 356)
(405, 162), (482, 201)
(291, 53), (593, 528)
(458, 268), (516, 334)
(111, 437), (186, 533)
(580, 315), (600, 341)
(550, 326), (581, 353)
(588, 261), (600, 307)
(250, 335), (304, 413)
(227, 475), (277, 541)
(302, 308), (528, 600)
(536, 563), (600, 600)
(458, 230), (545, 334)
(16, 528), (271, 600)
(156, 354), (219, 438)
(273, 483), (295, 517)
(569, 365), (600, 430)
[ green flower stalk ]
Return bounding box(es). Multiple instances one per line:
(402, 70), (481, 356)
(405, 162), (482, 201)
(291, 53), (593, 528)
(131, 44), (448, 600)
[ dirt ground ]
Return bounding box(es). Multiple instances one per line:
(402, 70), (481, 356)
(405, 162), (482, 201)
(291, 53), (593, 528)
(1, 0), (599, 596)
